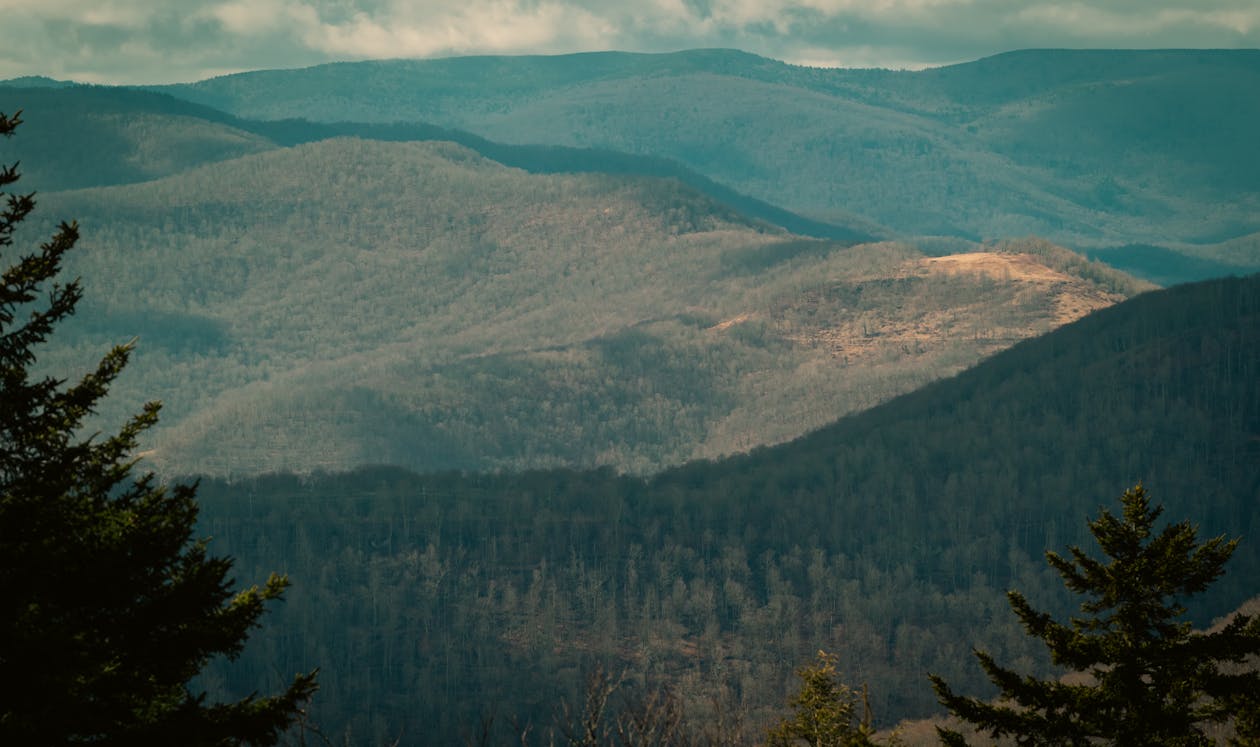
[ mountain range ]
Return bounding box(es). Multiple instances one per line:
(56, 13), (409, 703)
(2, 47), (1258, 743)
(17, 131), (1140, 476)
(151, 48), (1260, 262)
(9, 47), (1260, 280)
(13, 48), (1255, 478)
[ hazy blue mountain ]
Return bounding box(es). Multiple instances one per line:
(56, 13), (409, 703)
(156, 49), (1260, 263)
(1086, 244), (1257, 287)
(0, 84), (875, 242)
(0, 75), (77, 88)
(0, 85), (272, 190)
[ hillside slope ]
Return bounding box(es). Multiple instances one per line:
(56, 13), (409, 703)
(0, 84), (875, 241)
(195, 273), (1260, 744)
(0, 85), (272, 190)
(159, 49), (1260, 256)
(27, 137), (1143, 476)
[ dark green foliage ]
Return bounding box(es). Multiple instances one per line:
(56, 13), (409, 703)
(0, 111), (315, 744)
(930, 485), (1260, 745)
(189, 274), (1260, 743)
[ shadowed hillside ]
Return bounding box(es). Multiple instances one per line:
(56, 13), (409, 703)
(0, 84), (875, 242)
(0, 85), (271, 190)
(156, 49), (1260, 260)
(195, 273), (1260, 744)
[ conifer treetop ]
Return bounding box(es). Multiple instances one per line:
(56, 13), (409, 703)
(0, 109), (317, 745)
(930, 485), (1260, 746)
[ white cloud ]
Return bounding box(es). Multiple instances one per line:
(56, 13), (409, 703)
(206, 0), (305, 34)
(1012, 3), (1260, 39)
(0, 0), (1257, 83)
(647, 0), (975, 29)
(297, 1), (615, 58)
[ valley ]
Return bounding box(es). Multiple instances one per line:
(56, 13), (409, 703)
(1, 46), (1258, 744)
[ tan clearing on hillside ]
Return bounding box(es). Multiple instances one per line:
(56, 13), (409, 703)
(915, 251), (1124, 327)
(771, 249), (1128, 366)
(919, 251), (1078, 283)
(710, 311), (754, 331)
(694, 242), (1139, 465)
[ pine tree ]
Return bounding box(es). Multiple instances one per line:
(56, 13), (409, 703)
(929, 485), (1260, 746)
(767, 650), (891, 747)
(0, 110), (316, 743)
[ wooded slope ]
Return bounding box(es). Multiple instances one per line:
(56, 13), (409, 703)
(14, 132), (1142, 476)
(196, 273), (1260, 744)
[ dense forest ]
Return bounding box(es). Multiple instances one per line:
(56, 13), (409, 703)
(0, 85), (869, 243)
(194, 273), (1260, 744)
(5, 52), (1260, 744)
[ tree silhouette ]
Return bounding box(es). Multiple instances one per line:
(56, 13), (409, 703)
(0, 110), (316, 745)
(930, 484), (1260, 745)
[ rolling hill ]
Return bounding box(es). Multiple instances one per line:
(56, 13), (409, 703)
(193, 272), (1260, 744)
(0, 85), (272, 190)
(0, 84), (875, 242)
(2, 50), (1256, 744)
(11, 132), (1143, 477)
(155, 49), (1260, 265)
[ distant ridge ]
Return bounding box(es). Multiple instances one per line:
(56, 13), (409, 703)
(162, 48), (788, 101)
(149, 48), (1260, 257)
(0, 75), (76, 88)
(240, 118), (880, 243)
(0, 85), (273, 191)
(0, 83), (877, 242)
(915, 47), (1260, 107)
(11, 49), (1259, 270)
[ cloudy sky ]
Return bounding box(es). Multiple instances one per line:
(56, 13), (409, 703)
(1, 0), (1258, 84)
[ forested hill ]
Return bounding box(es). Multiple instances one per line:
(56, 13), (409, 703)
(198, 273), (1260, 744)
(16, 116), (1141, 477)
(652, 272), (1260, 577)
(0, 85), (272, 191)
(0, 84), (872, 242)
(153, 48), (1260, 267)
(8, 54), (1260, 280)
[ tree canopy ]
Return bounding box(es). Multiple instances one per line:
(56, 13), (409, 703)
(930, 484), (1260, 745)
(0, 110), (316, 744)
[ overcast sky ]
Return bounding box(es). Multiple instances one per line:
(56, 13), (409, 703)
(1, 0), (1258, 84)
